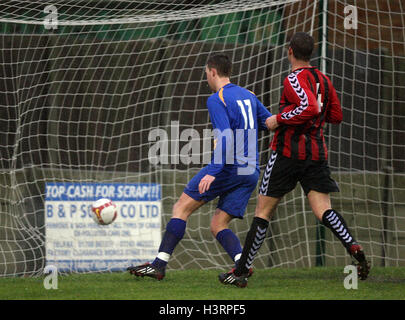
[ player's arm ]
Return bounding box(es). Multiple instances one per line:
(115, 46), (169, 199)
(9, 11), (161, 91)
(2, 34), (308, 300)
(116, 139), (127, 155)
(325, 79), (343, 124)
(276, 76), (319, 126)
(255, 96), (273, 130)
(199, 96), (232, 193)
(266, 91), (289, 131)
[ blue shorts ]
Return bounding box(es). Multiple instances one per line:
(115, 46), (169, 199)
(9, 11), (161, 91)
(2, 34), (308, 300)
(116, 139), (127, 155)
(183, 166), (259, 219)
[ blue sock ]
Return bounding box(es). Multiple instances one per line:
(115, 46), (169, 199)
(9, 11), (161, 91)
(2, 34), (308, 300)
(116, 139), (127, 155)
(216, 229), (242, 265)
(152, 218), (186, 269)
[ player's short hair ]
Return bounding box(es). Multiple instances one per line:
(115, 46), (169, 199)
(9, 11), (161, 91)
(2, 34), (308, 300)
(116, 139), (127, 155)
(289, 32), (314, 62)
(206, 54), (232, 77)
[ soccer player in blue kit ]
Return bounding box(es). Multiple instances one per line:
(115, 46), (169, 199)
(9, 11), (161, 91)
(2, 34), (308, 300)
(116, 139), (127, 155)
(128, 54), (275, 280)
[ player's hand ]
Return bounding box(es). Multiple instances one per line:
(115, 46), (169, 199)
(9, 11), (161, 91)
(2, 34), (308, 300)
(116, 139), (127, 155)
(199, 175), (216, 194)
(266, 115), (279, 131)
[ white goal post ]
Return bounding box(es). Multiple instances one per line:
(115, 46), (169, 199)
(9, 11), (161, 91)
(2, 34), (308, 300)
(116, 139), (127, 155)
(0, 0), (404, 276)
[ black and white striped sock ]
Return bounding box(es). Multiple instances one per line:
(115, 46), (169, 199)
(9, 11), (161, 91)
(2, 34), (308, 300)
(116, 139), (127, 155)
(322, 209), (356, 253)
(234, 217), (269, 277)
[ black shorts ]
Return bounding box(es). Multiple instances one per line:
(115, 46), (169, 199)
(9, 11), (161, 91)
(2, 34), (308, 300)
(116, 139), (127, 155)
(259, 151), (340, 198)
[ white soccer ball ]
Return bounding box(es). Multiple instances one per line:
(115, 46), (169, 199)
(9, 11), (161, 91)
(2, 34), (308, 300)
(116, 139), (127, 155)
(91, 198), (117, 225)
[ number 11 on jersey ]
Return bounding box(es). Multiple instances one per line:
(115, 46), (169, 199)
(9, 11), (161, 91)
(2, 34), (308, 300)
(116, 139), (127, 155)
(237, 99), (254, 129)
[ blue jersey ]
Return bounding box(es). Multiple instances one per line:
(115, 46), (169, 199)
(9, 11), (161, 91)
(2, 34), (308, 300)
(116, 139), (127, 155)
(205, 83), (272, 177)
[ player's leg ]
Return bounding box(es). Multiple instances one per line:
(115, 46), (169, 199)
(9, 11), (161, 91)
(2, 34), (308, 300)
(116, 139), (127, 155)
(307, 190), (370, 279)
(210, 208), (243, 266)
(211, 168), (260, 265)
(128, 193), (204, 280)
(302, 160), (370, 279)
(152, 192), (205, 267)
(208, 168), (262, 285)
(308, 190), (357, 250)
(220, 152), (297, 286)
(232, 152), (296, 279)
(232, 194), (280, 277)
(219, 195), (281, 287)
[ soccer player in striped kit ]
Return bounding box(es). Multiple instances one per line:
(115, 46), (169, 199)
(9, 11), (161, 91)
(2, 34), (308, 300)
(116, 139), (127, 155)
(220, 32), (370, 287)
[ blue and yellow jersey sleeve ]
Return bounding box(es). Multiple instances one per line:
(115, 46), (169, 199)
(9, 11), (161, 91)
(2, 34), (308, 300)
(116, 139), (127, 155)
(255, 95), (272, 130)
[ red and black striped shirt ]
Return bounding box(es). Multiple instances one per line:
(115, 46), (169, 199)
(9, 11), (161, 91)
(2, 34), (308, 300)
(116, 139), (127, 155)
(271, 66), (342, 161)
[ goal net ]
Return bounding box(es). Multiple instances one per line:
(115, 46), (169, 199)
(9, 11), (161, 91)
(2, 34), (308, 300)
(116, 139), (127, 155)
(0, 0), (404, 276)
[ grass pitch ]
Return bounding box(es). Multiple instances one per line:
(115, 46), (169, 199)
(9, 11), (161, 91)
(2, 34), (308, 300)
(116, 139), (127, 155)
(0, 267), (404, 300)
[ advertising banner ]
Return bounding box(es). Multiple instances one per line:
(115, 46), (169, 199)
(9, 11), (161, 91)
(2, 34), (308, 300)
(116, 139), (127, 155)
(45, 182), (161, 271)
